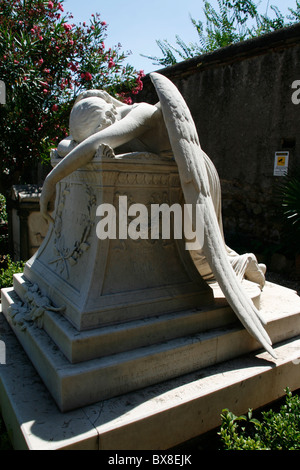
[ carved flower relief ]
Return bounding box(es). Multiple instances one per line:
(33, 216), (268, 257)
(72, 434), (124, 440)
(7, 282), (65, 331)
(49, 183), (97, 278)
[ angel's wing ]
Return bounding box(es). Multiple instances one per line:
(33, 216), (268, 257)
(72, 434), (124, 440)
(150, 72), (276, 359)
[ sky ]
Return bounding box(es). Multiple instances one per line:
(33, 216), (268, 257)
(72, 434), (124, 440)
(64, 0), (298, 74)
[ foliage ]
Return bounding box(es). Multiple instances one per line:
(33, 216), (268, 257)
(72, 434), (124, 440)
(144, 36), (200, 68)
(144, 0), (300, 66)
(276, 169), (300, 256)
(0, 193), (7, 224)
(0, 194), (8, 255)
(0, 0), (144, 191)
(0, 254), (25, 289)
(251, 5), (285, 36)
(288, 0), (300, 22)
(219, 388), (300, 450)
(0, 415), (12, 450)
(191, 0), (258, 53)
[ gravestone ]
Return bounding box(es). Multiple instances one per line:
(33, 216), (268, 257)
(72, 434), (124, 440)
(1, 74), (299, 431)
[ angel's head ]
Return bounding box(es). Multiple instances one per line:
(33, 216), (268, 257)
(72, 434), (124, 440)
(69, 90), (118, 143)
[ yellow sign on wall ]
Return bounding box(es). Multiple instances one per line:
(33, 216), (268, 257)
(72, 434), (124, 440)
(274, 151), (289, 176)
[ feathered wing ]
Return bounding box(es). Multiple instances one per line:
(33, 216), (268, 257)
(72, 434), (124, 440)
(150, 72), (276, 359)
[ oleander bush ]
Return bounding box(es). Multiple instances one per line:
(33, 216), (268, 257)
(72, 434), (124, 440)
(0, 0), (144, 192)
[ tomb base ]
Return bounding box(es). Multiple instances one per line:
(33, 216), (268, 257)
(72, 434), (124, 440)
(0, 282), (300, 449)
(1, 150), (300, 433)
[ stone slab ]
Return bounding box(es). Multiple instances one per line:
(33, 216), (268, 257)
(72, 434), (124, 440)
(1, 305), (300, 450)
(7, 274), (237, 364)
(1, 281), (300, 412)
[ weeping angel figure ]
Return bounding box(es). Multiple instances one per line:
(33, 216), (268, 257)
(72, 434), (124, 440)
(40, 72), (276, 358)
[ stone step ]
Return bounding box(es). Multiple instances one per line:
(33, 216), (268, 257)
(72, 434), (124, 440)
(2, 282), (300, 412)
(9, 274), (239, 364)
(1, 286), (300, 449)
(14, 260), (213, 331)
(9, 273), (262, 364)
(39, 303), (239, 365)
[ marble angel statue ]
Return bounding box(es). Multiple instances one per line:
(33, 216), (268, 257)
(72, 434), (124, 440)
(40, 72), (276, 358)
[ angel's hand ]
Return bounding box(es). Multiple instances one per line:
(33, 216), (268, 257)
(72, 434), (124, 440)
(40, 179), (55, 224)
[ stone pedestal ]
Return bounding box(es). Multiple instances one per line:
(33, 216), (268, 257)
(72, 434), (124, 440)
(1, 148), (300, 448)
(1, 282), (300, 449)
(2, 149), (299, 415)
(22, 150), (213, 331)
(2, 149), (222, 411)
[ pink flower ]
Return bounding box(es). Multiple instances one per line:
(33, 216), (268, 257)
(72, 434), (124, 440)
(38, 58), (44, 66)
(85, 72), (92, 81)
(43, 89), (48, 94)
(39, 35), (43, 41)
(63, 24), (72, 32)
(101, 21), (106, 26)
(58, 2), (64, 12)
(108, 58), (115, 69)
(69, 62), (78, 72)
(48, 1), (54, 8)
(136, 77), (143, 91)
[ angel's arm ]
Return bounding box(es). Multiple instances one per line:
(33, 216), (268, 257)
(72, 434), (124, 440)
(40, 102), (159, 222)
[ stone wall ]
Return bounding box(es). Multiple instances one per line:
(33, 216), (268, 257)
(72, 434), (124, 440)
(136, 24), (300, 256)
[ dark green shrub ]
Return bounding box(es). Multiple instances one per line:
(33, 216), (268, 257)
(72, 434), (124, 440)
(219, 388), (300, 450)
(0, 415), (12, 450)
(0, 255), (25, 289)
